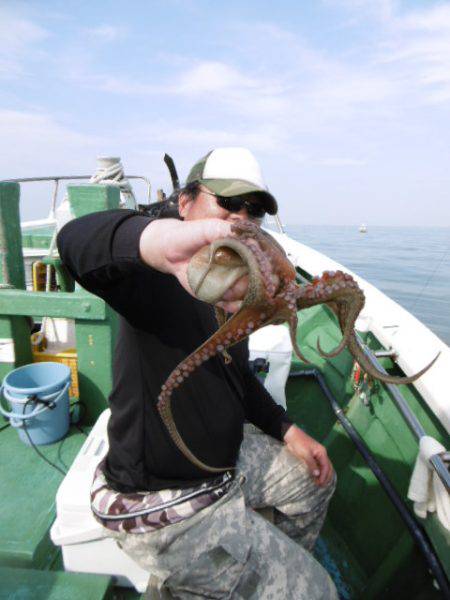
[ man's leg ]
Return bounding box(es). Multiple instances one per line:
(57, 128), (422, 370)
(141, 492), (336, 599)
(107, 426), (337, 599)
(232, 507), (338, 599)
(238, 424), (336, 551)
(112, 474), (337, 599)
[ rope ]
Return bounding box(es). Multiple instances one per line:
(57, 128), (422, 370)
(89, 158), (137, 209)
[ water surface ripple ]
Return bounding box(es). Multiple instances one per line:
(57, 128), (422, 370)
(284, 225), (450, 346)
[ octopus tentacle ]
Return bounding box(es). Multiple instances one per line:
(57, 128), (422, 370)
(157, 389), (221, 473)
(193, 244), (215, 296)
(317, 286), (365, 358)
(159, 222), (440, 473)
(294, 271), (439, 383)
(288, 311), (311, 364)
(238, 237), (279, 299)
(214, 306), (232, 363)
(346, 332), (441, 385)
(293, 271), (363, 358)
(157, 304), (274, 473)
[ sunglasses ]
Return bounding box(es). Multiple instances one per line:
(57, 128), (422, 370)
(202, 190), (266, 219)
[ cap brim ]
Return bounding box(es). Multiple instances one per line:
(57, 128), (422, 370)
(201, 179), (278, 215)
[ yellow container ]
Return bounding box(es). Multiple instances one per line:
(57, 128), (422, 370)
(32, 261), (57, 292)
(32, 347), (79, 399)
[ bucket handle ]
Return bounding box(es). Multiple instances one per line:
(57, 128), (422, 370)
(0, 381), (71, 422)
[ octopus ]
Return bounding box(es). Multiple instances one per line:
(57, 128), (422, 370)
(157, 220), (439, 473)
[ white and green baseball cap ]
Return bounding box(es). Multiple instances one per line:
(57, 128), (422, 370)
(186, 147), (278, 215)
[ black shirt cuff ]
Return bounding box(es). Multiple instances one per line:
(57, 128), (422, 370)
(112, 214), (154, 261)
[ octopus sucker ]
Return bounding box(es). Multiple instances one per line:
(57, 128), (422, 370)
(157, 220), (440, 473)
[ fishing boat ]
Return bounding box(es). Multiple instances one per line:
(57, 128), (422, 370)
(0, 158), (448, 599)
(359, 224), (367, 233)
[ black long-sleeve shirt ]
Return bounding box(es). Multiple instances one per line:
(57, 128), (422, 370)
(57, 209), (292, 492)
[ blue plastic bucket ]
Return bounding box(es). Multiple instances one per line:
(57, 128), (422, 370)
(0, 362), (71, 446)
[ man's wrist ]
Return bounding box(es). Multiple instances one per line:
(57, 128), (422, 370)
(282, 423), (298, 443)
(139, 219), (176, 273)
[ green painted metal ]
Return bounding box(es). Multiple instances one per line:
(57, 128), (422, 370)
(0, 183), (26, 288)
(21, 225), (54, 251)
(0, 184), (122, 424)
(314, 521), (366, 598)
(0, 316), (33, 384)
(0, 286), (115, 421)
(0, 567), (112, 600)
(68, 184), (120, 218)
(41, 256), (75, 292)
(422, 513), (450, 582)
(0, 183), (32, 382)
(0, 289), (106, 320)
(67, 185), (121, 421)
(75, 309), (118, 423)
(0, 425), (88, 570)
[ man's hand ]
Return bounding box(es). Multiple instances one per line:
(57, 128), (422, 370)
(139, 218), (247, 312)
(283, 424), (334, 486)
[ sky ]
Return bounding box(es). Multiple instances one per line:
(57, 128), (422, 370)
(1, 0), (450, 226)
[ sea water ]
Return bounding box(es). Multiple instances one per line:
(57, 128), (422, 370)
(283, 225), (450, 346)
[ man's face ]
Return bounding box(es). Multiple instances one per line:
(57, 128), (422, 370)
(178, 184), (265, 225)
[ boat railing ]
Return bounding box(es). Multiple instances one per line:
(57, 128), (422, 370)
(360, 340), (450, 493)
(2, 175), (152, 229)
(287, 243), (449, 494)
(295, 270), (449, 491)
(0, 181), (131, 423)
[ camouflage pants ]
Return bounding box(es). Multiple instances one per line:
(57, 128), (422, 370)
(110, 425), (338, 599)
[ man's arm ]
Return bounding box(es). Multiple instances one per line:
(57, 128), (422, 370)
(241, 356), (333, 487)
(283, 424), (334, 486)
(241, 366), (294, 440)
(57, 210), (247, 317)
(57, 210), (155, 319)
(139, 217), (246, 311)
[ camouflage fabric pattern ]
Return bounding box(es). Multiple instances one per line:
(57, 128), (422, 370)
(102, 424), (338, 599)
(90, 462), (233, 534)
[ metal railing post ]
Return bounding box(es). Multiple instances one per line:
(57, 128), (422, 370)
(361, 342), (450, 492)
(0, 183), (32, 381)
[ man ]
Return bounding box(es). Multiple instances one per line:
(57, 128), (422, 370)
(57, 147), (337, 598)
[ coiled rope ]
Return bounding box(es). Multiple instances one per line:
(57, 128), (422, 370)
(89, 157), (137, 209)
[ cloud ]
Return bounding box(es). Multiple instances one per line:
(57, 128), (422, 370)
(0, 108), (114, 221)
(177, 61), (255, 94)
(377, 5), (450, 106)
(323, 2), (450, 108)
(174, 61), (290, 119)
(0, 6), (48, 78)
(123, 122), (288, 155)
(2, 2), (448, 227)
(399, 4), (450, 33)
(70, 57), (290, 121)
(314, 157), (366, 166)
(84, 24), (126, 42)
(0, 109), (105, 176)
(322, 0), (396, 23)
